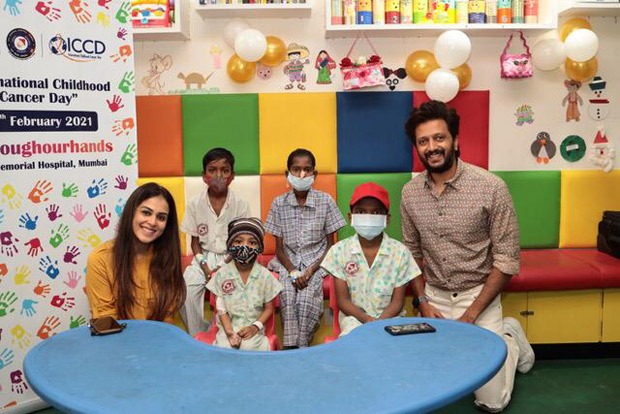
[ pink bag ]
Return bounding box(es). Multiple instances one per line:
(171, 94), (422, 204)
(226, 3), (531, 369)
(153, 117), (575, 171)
(500, 31), (533, 79)
(339, 34), (386, 90)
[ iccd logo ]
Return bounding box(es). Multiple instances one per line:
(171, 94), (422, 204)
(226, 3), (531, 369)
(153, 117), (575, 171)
(49, 34), (67, 55)
(6, 28), (36, 60)
(48, 34), (106, 61)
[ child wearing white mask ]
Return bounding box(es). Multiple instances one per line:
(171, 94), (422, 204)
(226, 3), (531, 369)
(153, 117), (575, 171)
(321, 182), (421, 337)
(265, 148), (346, 348)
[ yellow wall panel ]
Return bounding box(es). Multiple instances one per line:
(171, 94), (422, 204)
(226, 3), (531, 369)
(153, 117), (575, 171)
(258, 93), (337, 174)
(559, 170), (620, 248)
(501, 292), (528, 329)
(137, 176), (187, 255)
(527, 290), (602, 344)
(602, 289), (620, 342)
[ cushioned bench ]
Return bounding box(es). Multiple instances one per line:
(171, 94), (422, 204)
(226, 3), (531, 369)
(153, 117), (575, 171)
(497, 170), (620, 293)
(507, 249), (620, 292)
(495, 170), (620, 343)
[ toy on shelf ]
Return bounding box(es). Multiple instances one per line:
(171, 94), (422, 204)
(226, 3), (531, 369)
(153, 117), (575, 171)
(131, 0), (172, 28)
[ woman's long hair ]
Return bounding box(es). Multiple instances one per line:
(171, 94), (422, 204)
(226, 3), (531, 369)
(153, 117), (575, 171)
(113, 182), (185, 321)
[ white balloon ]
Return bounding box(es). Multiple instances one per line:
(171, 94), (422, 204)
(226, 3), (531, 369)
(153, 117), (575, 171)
(234, 29), (268, 62)
(564, 29), (599, 63)
(224, 18), (250, 49)
(434, 30), (472, 69)
(532, 38), (566, 71)
(425, 69), (460, 102)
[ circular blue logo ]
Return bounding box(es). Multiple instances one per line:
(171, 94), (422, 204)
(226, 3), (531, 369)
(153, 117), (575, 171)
(6, 28), (36, 60)
(49, 34), (67, 55)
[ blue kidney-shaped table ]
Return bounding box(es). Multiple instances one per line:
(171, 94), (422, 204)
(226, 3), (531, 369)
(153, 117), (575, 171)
(24, 317), (506, 414)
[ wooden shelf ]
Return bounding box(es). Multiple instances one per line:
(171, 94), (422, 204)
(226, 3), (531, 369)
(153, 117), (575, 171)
(195, 3), (312, 18)
(559, 3), (620, 18)
(134, 0), (190, 40)
(325, 23), (559, 38)
(325, 0), (559, 38)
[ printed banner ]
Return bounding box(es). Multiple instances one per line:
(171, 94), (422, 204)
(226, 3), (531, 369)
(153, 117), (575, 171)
(0, 2), (137, 410)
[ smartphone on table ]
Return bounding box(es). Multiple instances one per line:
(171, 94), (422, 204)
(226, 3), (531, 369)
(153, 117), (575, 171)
(89, 316), (127, 336)
(384, 322), (436, 336)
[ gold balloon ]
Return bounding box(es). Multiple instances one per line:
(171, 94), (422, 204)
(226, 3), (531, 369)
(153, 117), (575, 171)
(559, 18), (592, 42)
(260, 36), (287, 67)
(565, 57), (598, 82)
(405, 50), (439, 83)
(227, 54), (256, 83)
(451, 63), (472, 90)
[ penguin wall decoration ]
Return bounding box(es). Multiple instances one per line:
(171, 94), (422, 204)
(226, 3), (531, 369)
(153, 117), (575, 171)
(531, 132), (556, 164)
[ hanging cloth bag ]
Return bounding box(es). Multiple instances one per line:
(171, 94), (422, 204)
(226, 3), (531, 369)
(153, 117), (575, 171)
(339, 33), (386, 90)
(500, 31), (533, 79)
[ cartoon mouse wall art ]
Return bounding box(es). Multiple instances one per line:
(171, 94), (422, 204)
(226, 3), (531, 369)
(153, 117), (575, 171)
(142, 54), (173, 95)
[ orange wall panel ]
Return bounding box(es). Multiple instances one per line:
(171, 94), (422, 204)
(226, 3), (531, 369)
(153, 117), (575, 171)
(136, 96), (184, 177)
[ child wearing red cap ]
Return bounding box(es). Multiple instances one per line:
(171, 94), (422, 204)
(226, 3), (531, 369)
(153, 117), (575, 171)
(321, 182), (421, 336)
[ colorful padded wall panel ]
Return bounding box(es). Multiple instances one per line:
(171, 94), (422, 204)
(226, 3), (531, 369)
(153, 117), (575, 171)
(259, 93), (338, 175)
(494, 171), (561, 249)
(182, 94), (260, 176)
(336, 92), (413, 173)
(136, 96), (184, 177)
(136, 91), (492, 253)
(559, 170), (620, 248)
(412, 91), (490, 172)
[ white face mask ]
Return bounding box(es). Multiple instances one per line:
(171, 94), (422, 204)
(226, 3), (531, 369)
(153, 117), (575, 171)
(351, 214), (387, 240)
(287, 173), (314, 191)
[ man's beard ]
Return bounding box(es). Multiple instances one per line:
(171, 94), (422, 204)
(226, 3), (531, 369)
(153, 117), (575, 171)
(420, 145), (457, 174)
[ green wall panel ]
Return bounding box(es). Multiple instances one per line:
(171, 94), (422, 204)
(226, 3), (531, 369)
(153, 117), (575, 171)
(494, 171), (561, 248)
(182, 94), (260, 176)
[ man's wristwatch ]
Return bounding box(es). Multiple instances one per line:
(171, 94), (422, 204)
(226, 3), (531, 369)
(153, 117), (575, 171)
(413, 295), (430, 309)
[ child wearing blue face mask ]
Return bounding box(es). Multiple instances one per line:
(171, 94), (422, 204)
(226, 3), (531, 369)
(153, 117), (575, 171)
(265, 148), (346, 348)
(321, 182), (421, 337)
(206, 217), (281, 350)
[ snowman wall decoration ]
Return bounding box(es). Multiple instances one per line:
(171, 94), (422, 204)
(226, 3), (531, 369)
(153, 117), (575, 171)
(588, 76), (610, 121)
(589, 128), (615, 173)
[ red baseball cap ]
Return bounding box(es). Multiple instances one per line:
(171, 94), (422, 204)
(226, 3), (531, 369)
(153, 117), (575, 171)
(350, 182), (390, 210)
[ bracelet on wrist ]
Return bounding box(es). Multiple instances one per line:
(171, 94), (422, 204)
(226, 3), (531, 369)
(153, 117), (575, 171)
(413, 295), (430, 309)
(195, 254), (208, 266)
(252, 321), (264, 331)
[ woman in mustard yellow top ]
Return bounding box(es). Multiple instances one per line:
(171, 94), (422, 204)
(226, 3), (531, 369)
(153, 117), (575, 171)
(86, 182), (185, 323)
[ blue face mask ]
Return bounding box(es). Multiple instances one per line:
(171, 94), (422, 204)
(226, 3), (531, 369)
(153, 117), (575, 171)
(287, 174), (314, 191)
(351, 214), (387, 240)
(228, 245), (260, 265)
